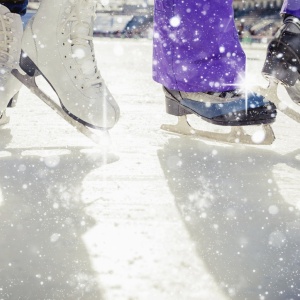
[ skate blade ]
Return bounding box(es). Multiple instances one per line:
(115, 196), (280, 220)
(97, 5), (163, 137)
(12, 69), (109, 145)
(161, 115), (275, 145)
(0, 111), (10, 126)
(257, 80), (300, 123)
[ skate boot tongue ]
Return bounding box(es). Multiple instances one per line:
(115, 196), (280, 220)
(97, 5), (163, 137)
(0, 6), (17, 66)
(70, 5), (101, 89)
(72, 25), (95, 74)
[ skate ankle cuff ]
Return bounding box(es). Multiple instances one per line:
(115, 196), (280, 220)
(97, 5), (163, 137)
(284, 16), (300, 28)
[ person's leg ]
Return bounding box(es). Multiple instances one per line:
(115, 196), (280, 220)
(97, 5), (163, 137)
(153, 0), (277, 130)
(20, 0), (120, 129)
(281, 0), (300, 18)
(0, 1), (24, 125)
(153, 0), (246, 93)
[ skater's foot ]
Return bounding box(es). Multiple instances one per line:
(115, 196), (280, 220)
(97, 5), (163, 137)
(0, 4), (23, 118)
(21, 0), (120, 129)
(163, 87), (277, 126)
(262, 15), (300, 104)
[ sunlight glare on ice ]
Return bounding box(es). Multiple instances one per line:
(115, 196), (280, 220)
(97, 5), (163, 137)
(268, 231), (286, 248)
(268, 205), (279, 215)
(0, 151), (11, 157)
(44, 155), (61, 168)
(113, 44), (124, 56)
(251, 128), (266, 144)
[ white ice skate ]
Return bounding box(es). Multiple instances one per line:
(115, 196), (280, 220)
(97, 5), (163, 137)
(161, 87), (276, 145)
(13, 0), (120, 143)
(0, 4), (23, 126)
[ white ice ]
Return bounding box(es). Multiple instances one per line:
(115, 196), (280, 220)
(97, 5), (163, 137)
(0, 39), (300, 300)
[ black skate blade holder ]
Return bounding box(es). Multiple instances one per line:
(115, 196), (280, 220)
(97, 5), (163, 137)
(12, 69), (110, 146)
(258, 79), (300, 124)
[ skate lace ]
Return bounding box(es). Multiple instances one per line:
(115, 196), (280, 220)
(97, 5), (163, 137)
(62, 0), (102, 89)
(206, 89), (243, 98)
(0, 15), (15, 69)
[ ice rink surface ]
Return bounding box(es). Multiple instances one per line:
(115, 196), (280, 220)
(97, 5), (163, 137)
(1, 39), (300, 300)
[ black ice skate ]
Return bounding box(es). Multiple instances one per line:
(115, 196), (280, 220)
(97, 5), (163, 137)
(161, 87), (276, 145)
(261, 16), (300, 124)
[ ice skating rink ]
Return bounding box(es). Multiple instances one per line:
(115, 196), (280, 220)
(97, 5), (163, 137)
(1, 39), (300, 300)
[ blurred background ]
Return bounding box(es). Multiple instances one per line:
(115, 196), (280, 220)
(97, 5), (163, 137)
(25, 0), (284, 43)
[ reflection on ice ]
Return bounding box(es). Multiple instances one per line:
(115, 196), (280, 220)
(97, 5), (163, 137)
(0, 147), (118, 299)
(158, 136), (300, 300)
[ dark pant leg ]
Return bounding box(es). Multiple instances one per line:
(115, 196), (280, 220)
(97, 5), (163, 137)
(0, 0), (28, 15)
(152, 0), (246, 92)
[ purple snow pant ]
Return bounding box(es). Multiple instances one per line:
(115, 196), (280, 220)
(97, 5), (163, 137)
(152, 0), (246, 93)
(152, 0), (300, 93)
(281, 0), (300, 17)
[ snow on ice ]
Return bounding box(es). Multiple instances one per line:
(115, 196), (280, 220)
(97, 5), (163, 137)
(0, 38), (299, 300)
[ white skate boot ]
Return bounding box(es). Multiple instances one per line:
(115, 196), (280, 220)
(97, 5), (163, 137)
(16, 0), (120, 136)
(0, 4), (22, 125)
